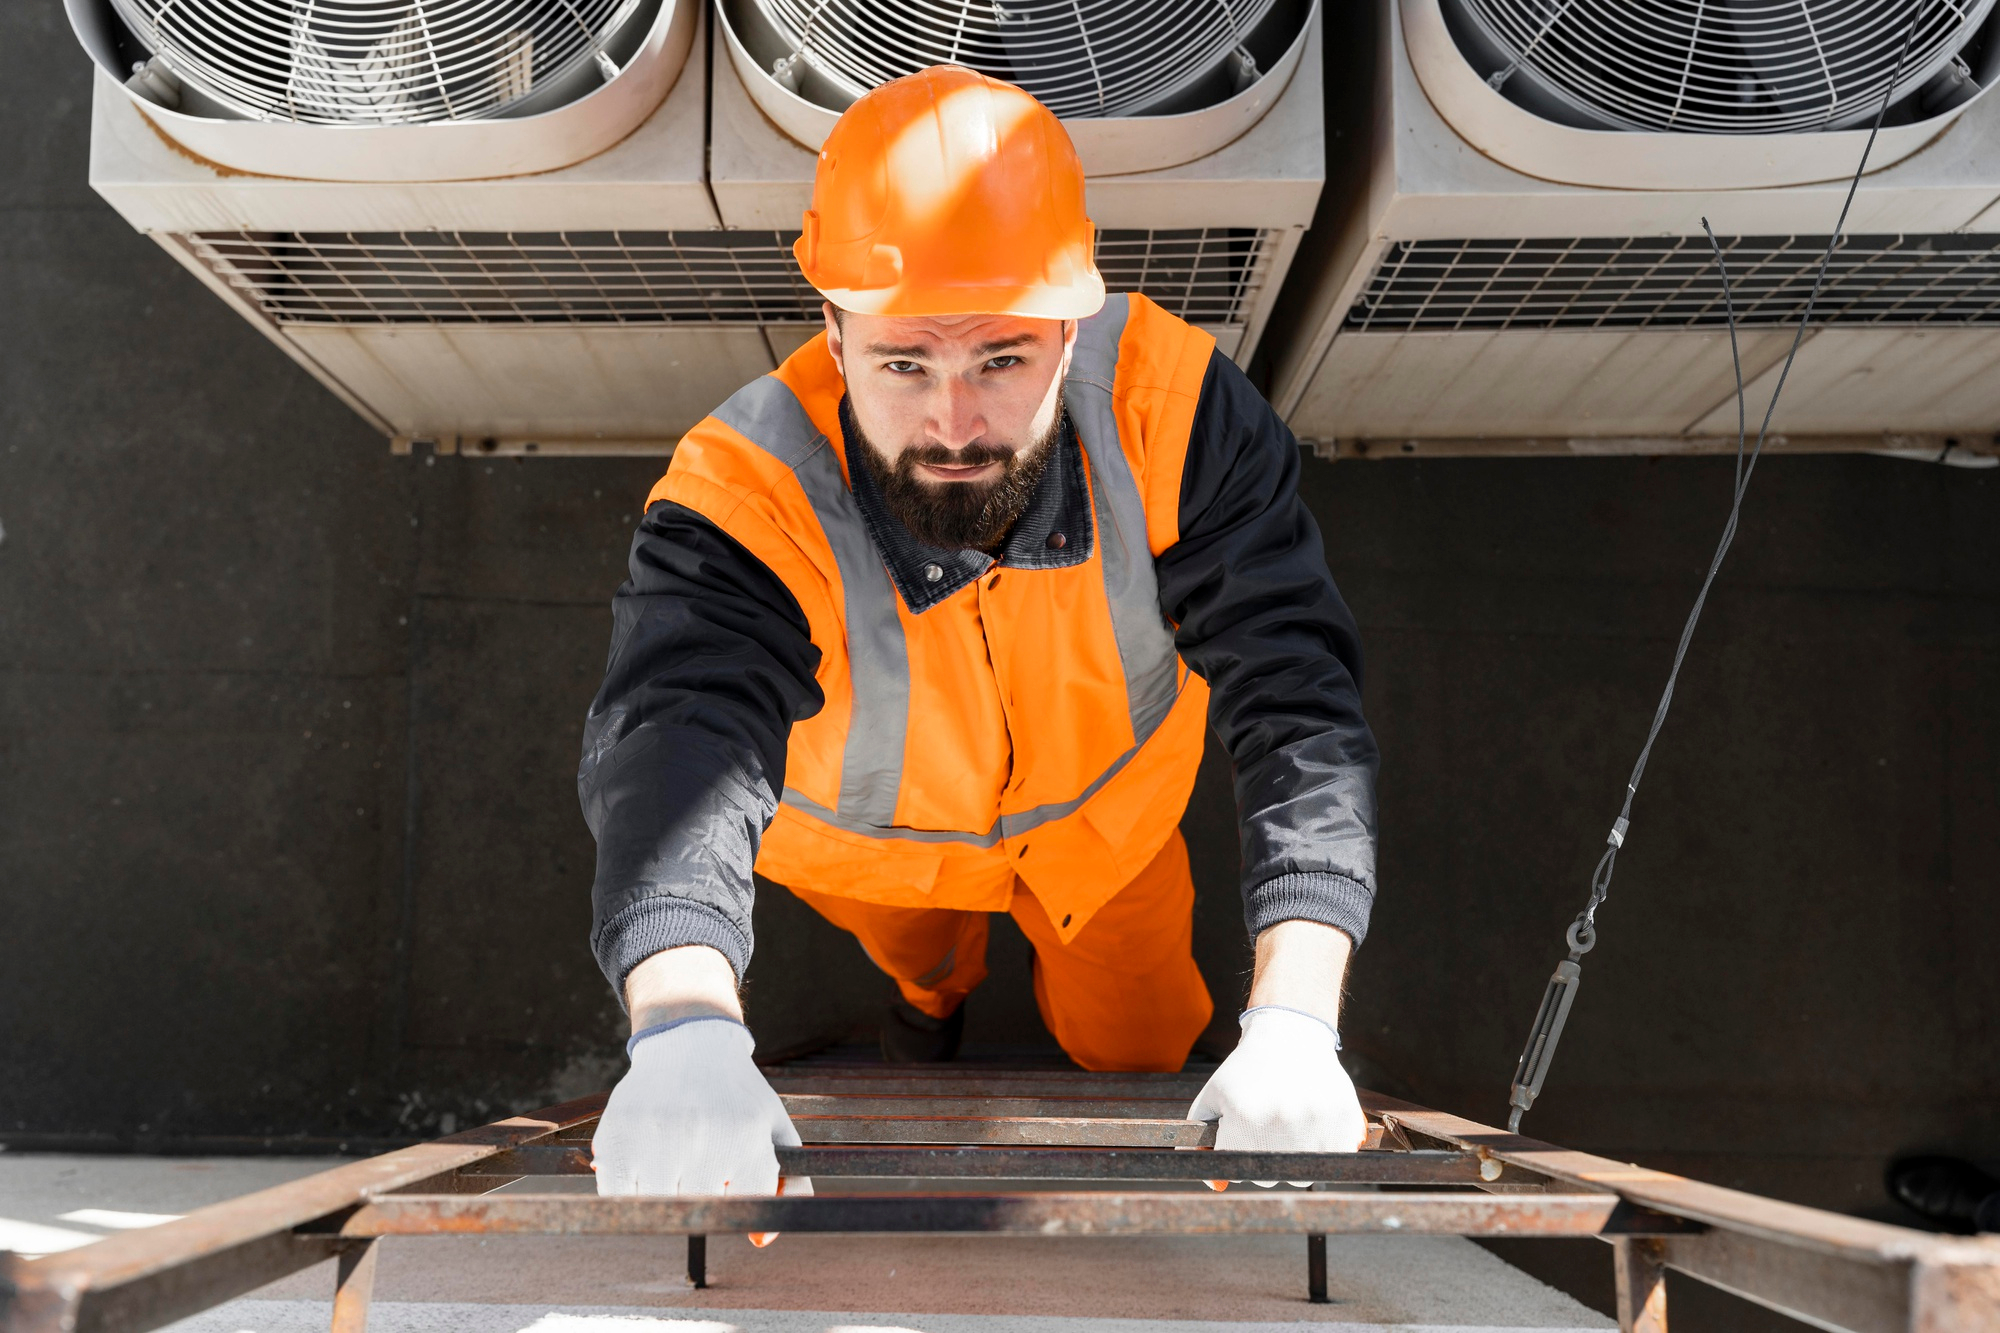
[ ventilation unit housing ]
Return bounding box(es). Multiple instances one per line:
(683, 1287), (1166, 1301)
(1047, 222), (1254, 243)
(710, 0), (1328, 368)
(1266, 0), (2000, 458)
(67, 0), (696, 180)
(86, 6), (783, 451)
(85, 2), (1322, 453)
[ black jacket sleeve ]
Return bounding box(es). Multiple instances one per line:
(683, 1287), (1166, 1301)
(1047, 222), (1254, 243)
(1155, 350), (1381, 946)
(579, 499), (823, 1000)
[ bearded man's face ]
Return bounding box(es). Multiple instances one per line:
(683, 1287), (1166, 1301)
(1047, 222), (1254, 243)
(826, 305), (1074, 551)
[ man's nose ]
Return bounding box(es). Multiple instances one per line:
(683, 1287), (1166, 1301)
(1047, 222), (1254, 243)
(929, 376), (986, 450)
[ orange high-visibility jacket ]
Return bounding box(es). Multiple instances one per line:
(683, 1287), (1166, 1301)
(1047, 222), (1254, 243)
(656, 294), (1209, 944)
(582, 294), (1379, 993)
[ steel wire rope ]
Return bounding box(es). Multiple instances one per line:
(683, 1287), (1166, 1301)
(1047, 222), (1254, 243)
(1503, 0), (1928, 1135)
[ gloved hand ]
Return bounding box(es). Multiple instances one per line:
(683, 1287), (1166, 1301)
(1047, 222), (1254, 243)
(1186, 1006), (1367, 1186)
(593, 1016), (812, 1215)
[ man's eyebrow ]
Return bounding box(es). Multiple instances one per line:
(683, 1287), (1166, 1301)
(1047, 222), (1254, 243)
(861, 333), (1040, 359)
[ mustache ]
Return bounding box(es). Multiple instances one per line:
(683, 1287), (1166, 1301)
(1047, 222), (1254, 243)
(899, 441), (1018, 472)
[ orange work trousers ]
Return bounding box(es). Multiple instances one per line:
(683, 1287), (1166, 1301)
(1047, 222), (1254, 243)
(786, 829), (1214, 1072)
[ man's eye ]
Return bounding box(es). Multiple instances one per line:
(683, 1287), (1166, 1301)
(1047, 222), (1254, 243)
(986, 355), (1023, 369)
(886, 361), (921, 374)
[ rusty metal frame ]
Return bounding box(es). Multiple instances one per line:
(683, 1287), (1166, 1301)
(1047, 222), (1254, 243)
(5, 1069), (1997, 1333)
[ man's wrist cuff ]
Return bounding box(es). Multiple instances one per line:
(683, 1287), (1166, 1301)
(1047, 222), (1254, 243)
(1240, 1004), (1341, 1049)
(627, 1014), (748, 1057)
(1243, 871), (1373, 948)
(593, 898), (751, 1008)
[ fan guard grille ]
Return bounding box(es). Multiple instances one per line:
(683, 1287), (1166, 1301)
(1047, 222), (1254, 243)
(754, 0), (1278, 118)
(1452, 0), (1994, 133)
(109, 0), (641, 124)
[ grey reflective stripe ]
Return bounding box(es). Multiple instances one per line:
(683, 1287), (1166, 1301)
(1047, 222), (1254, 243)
(781, 787), (1002, 848)
(784, 749), (1137, 845)
(997, 744), (1140, 840)
(713, 376), (909, 828)
(1065, 294), (1185, 746)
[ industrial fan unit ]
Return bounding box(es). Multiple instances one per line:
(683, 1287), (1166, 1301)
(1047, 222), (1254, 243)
(68, 0), (696, 179)
(711, 0), (1330, 367)
(76, 0), (1322, 451)
(1266, 0), (2000, 460)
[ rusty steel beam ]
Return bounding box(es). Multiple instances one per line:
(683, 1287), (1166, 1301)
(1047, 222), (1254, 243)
(318, 1190), (1693, 1239)
(790, 1114), (1219, 1147)
(1359, 1094), (2000, 1333)
(770, 1146), (1513, 1184)
(549, 1119), (1397, 1153)
(2, 1094), (605, 1333)
(328, 1242), (378, 1333)
(455, 1143), (1507, 1186)
(14, 1081), (1995, 1333)
(1613, 1237), (1668, 1333)
(459, 1144), (594, 1177)
(763, 1069), (1211, 1100)
(778, 1094), (1202, 1119)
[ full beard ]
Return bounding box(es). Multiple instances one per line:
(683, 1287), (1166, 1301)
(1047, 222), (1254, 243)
(845, 389), (1064, 552)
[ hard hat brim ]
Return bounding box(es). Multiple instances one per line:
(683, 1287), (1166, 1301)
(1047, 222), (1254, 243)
(807, 277), (1107, 323)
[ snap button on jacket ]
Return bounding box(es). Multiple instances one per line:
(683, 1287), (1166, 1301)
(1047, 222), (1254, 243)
(650, 295), (1215, 945)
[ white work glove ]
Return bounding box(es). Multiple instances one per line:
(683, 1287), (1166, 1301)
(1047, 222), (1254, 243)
(593, 1016), (812, 1215)
(1187, 1006), (1368, 1186)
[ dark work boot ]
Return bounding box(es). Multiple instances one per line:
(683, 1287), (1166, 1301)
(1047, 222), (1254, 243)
(881, 999), (965, 1063)
(1886, 1155), (2000, 1234)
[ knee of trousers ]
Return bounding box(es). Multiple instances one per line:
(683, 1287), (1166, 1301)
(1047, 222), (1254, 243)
(1047, 966), (1214, 1073)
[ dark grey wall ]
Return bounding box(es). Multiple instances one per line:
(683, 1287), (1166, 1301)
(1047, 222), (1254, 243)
(4, 0), (1996, 1279)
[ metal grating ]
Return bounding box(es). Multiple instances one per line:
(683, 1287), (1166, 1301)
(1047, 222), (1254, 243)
(1345, 234), (2000, 332)
(189, 228), (1276, 328)
(110, 0), (646, 125)
(751, 0), (1281, 119)
(1448, 0), (1992, 135)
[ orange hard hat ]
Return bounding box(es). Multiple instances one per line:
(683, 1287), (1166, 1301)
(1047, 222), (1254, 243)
(795, 66), (1104, 321)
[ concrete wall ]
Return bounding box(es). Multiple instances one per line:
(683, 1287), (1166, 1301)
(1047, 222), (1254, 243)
(3, 10), (1997, 1325)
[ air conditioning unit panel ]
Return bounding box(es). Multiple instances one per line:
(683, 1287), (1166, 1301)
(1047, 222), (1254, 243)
(763, 324), (823, 362)
(1405, 0), (1997, 190)
(88, 36), (718, 234)
(68, 0), (697, 183)
(715, 0), (1320, 177)
(1294, 328), (1793, 440)
(1681, 327), (2000, 437)
(708, 5), (1322, 366)
(708, 5), (1324, 233)
(1377, 6), (2000, 240)
(1271, 0), (2000, 450)
(289, 325), (785, 442)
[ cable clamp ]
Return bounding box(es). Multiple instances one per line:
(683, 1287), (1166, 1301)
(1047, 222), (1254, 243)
(1607, 818), (1628, 849)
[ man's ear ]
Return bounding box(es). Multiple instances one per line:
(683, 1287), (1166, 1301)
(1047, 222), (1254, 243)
(823, 301), (845, 380)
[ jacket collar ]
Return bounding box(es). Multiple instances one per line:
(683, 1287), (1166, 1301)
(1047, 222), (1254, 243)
(839, 398), (1095, 614)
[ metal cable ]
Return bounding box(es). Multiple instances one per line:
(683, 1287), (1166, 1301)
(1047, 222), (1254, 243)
(1504, 1), (1928, 1135)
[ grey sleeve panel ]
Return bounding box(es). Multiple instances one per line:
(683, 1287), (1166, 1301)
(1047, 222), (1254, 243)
(582, 724), (772, 999)
(1159, 349), (1382, 948)
(580, 500), (824, 1001)
(1236, 732), (1379, 946)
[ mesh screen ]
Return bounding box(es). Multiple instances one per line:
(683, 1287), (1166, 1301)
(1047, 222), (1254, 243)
(1346, 234), (2000, 332)
(191, 228), (1275, 328)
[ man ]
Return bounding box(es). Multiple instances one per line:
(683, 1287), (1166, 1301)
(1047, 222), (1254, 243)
(582, 66), (1379, 1197)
